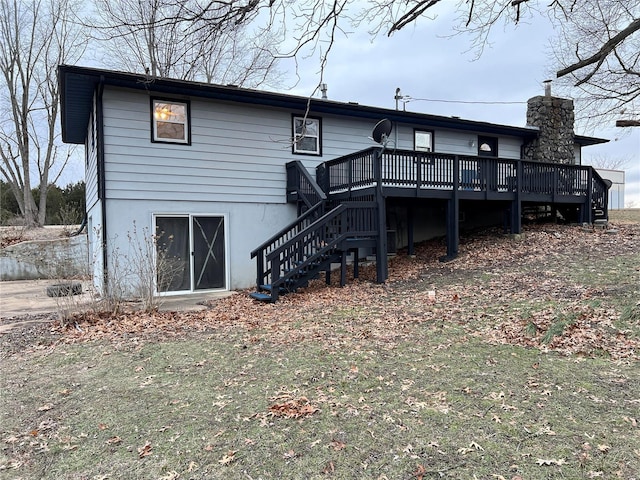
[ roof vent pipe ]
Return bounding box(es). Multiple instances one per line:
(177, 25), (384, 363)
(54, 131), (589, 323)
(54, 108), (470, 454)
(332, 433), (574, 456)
(320, 83), (328, 99)
(544, 79), (552, 97)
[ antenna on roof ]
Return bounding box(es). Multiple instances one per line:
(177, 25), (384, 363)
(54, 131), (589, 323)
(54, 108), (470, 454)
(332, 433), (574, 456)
(371, 119), (392, 148)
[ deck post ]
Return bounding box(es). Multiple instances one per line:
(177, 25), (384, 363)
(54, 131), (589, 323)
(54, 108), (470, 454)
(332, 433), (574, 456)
(340, 250), (347, 287)
(407, 205), (415, 256)
(256, 254), (264, 288)
(511, 161), (522, 234)
(586, 168), (593, 224)
(374, 149), (388, 282)
(444, 156), (460, 260)
(352, 249), (359, 279)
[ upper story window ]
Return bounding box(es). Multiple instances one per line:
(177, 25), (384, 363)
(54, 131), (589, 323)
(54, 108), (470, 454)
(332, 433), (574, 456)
(414, 129), (434, 152)
(478, 136), (498, 157)
(152, 99), (190, 144)
(292, 115), (321, 155)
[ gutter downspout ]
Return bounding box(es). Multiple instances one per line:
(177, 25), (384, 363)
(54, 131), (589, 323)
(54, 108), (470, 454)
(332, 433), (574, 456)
(96, 76), (108, 294)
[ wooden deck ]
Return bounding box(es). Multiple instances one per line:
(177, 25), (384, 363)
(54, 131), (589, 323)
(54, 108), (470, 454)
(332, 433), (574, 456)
(251, 149), (610, 301)
(316, 147), (609, 210)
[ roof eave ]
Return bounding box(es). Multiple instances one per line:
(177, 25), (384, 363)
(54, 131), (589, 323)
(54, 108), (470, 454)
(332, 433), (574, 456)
(59, 65), (608, 147)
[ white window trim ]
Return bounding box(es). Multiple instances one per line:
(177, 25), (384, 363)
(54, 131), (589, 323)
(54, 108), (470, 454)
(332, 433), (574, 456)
(293, 115), (321, 155)
(414, 129), (434, 153)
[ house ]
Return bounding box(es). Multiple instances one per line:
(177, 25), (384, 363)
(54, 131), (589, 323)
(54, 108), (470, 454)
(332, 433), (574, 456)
(595, 169), (625, 210)
(58, 65), (610, 301)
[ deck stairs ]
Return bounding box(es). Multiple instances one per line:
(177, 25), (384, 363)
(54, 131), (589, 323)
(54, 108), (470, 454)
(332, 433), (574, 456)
(249, 200), (378, 302)
(250, 160), (379, 302)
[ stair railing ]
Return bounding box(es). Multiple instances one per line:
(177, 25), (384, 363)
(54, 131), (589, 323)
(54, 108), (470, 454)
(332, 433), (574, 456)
(264, 201), (378, 301)
(286, 160), (327, 209)
(590, 167), (610, 219)
(250, 202), (326, 288)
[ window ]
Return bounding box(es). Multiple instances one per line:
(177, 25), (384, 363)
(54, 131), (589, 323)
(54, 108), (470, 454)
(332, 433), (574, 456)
(152, 99), (190, 144)
(478, 136), (498, 157)
(414, 129), (434, 152)
(292, 115), (321, 155)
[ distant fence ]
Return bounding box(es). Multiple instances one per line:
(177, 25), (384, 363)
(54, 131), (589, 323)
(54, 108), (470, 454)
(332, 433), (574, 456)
(0, 234), (88, 281)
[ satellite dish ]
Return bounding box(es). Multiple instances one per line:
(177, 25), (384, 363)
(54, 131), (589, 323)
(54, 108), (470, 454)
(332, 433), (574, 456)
(372, 118), (392, 145)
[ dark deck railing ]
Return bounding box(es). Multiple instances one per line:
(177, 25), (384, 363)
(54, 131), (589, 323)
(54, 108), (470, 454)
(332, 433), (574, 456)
(251, 202), (326, 288)
(286, 160), (326, 209)
(318, 148), (608, 213)
(254, 202), (378, 299)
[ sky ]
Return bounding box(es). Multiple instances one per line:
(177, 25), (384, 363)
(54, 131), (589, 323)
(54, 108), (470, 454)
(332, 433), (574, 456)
(58, 3), (639, 206)
(274, 4), (640, 207)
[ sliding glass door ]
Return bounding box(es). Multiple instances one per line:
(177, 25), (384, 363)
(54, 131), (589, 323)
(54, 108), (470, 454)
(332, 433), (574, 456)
(155, 215), (226, 293)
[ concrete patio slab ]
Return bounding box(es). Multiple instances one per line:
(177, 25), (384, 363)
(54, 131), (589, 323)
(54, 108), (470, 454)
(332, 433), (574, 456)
(0, 279), (234, 320)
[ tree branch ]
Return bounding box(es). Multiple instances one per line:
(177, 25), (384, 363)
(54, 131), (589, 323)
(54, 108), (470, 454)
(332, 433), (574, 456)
(556, 17), (640, 81)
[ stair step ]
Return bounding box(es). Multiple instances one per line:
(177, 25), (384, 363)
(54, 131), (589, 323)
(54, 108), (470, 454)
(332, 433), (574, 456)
(259, 284), (291, 294)
(249, 291), (273, 302)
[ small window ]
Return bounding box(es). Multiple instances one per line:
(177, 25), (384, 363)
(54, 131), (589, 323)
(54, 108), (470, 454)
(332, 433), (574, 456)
(292, 115), (321, 155)
(478, 136), (498, 157)
(414, 129), (434, 152)
(152, 99), (190, 144)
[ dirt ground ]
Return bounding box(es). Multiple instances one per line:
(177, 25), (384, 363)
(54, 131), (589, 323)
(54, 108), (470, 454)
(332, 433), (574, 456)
(0, 225), (78, 248)
(0, 210), (637, 336)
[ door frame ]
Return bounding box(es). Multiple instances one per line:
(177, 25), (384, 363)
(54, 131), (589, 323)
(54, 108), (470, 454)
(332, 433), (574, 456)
(152, 213), (230, 296)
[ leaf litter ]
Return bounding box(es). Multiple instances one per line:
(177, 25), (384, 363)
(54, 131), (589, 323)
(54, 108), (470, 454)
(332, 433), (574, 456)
(1, 218), (639, 479)
(29, 221), (639, 361)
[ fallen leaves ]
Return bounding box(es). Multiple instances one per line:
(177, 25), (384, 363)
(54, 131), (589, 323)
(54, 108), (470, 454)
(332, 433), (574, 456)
(37, 222), (639, 363)
(137, 441), (152, 458)
(457, 441), (484, 455)
(330, 439), (346, 451)
(268, 393), (320, 419)
(218, 450), (237, 465)
(413, 463), (427, 479)
(106, 436), (122, 445)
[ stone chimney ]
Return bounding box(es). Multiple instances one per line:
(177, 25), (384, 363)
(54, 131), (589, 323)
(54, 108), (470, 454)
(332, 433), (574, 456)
(522, 81), (576, 164)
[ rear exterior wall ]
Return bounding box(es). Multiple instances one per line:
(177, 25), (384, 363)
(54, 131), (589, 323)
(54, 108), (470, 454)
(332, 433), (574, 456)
(94, 87), (527, 291)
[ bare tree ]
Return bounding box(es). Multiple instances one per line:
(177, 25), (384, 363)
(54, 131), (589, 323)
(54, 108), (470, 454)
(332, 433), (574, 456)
(0, 0), (87, 227)
(95, 1), (638, 124)
(91, 0), (281, 87)
(584, 154), (633, 170)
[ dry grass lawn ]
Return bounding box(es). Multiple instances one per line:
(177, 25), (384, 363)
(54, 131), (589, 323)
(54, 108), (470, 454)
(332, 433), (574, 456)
(1, 212), (639, 479)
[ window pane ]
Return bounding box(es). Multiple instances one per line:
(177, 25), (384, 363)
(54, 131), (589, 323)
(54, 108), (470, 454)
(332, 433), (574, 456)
(155, 216), (190, 292)
(478, 136), (498, 157)
(415, 131), (432, 152)
(156, 122), (185, 140)
(295, 118), (318, 136)
(154, 102), (185, 122)
(296, 136), (317, 152)
(303, 120), (318, 136)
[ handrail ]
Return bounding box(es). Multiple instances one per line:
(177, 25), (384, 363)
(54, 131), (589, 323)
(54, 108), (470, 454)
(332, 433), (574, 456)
(591, 167), (609, 210)
(263, 201), (378, 294)
(319, 147), (608, 202)
(250, 201), (324, 258)
(267, 201), (377, 260)
(286, 160), (326, 209)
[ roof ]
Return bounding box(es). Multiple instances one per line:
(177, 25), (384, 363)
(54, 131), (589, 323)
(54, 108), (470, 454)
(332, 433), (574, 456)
(58, 64), (608, 147)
